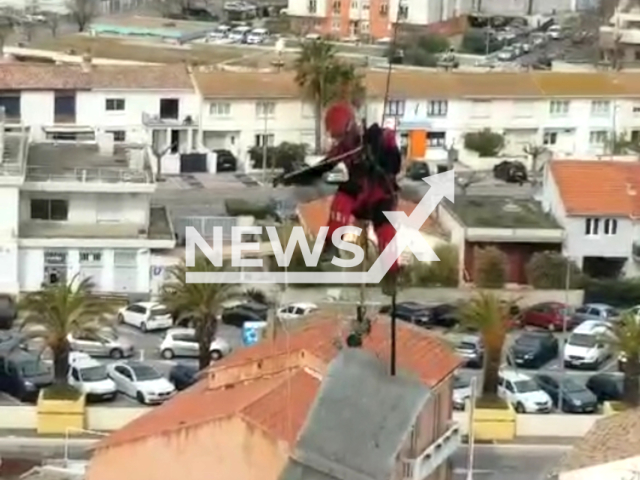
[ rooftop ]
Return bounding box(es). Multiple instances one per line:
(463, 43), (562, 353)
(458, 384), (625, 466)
(550, 160), (640, 217)
(25, 143), (152, 184)
(20, 206), (173, 241)
(558, 407), (640, 473)
(444, 196), (561, 229)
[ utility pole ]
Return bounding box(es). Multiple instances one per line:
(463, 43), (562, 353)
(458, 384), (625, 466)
(466, 377), (477, 480)
(261, 107), (269, 183)
(559, 260), (571, 413)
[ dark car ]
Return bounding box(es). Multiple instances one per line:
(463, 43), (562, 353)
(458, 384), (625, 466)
(508, 331), (559, 369)
(214, 149), (238, 172)
(0, 294), (16, 330)
(535, 374), (598, 413)
(520, 302), (577, 331)
(454, 335), (484, 368)
(221, 305), (267, 328)
(493, 160), (527, 184)
(379, 301), (431, 326)
(169, 364), (200, 391)
(406, 161), (430, 181)
(0, 350), (53, 402)
(428, 303), (459, 328)
(586, 373), (624, 403)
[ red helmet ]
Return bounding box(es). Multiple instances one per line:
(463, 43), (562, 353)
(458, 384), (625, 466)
(324, 102), (356, 139)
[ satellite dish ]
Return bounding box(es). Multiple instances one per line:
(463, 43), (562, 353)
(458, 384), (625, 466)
(275, 38), (285, 54)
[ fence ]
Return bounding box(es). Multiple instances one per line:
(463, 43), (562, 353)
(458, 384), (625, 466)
(174, 216), (239, 244)
(26, 167), (152, 184)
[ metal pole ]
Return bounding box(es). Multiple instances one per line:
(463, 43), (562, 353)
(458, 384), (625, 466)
(391, 291), (397, 376)
(559, 261), (571, 413)
(466, 377), (477, 480)
(261, 110), (268, 183)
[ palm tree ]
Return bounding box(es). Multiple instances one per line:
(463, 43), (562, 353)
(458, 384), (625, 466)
(458, 291), (511, 401)
(605, 311), (640, 407)
(160, 258), (238, 370)
(19, 277), (117, 387)
(294, 39), (364, 153)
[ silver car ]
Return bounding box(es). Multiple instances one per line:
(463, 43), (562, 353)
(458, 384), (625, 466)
(67, 331), (135, 359)
(159, 328), (232, 361)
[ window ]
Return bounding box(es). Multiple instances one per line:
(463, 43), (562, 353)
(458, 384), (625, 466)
(398, 3), (408, 19)
(585, 217), (600, 236)
(426, 100), (447, 117)
(105, 98), (125, 112)
(108, 130), (126, 142)
(209, 102), (230, 116)
(255, 133), (275, 147)
(549, 100), (569, 116)
(45, 131), (95, 142)
(360, 20), (369, 32)
(332, 0), (341, 12)
(308, 0), (316, 11)
(379, 2), (388, 14)
(633, 103), (640, 115)
(54, 91), (76, 123)
(71, 368), (80, 381)
(589, 130), (608, 145)
(632, 130), (640, 143)
(362, 0), (369, 9)
(591, 100), (611, 116)
(0, 93), (21, 120)
(350, 0), (357, 7)
(79, 251), (102, 264)
(159, 98), (179, 120)
(604, 218), (618, 235)
(30, 199), (68, 221)
(256, 101), (275, 118)
(331, 18), (341, 30)
(427, 131), (445, 147)
(543, 131), (557, 145)
(385, 99), (405, 116)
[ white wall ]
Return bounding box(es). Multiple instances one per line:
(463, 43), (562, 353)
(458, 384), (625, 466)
(562, 455), (640, 480)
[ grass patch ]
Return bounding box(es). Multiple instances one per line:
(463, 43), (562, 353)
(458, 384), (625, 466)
(475, 395), (510, 410)
(42, 384), (83, 401)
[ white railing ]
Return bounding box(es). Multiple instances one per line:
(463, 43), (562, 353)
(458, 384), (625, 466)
(141, 112), (198, 126)
(26, 166), (152, 184)
(401, 422), (462, 480)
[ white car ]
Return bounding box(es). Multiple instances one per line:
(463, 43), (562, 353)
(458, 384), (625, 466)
(68, 353), (117, 401)
(277, 303), (318, 321)
(118, 302), (173, 332)
(452, 375), (471, 410)
(229, 25), (251, 42)
(246, 28), (268, 44)
(159, 328), (232, 361)
(497, 370), (552, 414)
(563, 320), (611, 370)
(67, 331), (135, 359)
(107, 361), (176, 405)
(547, 25), (563, 40)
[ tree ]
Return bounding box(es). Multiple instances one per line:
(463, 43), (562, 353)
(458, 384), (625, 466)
(461, 30), (501, 55)
(248, 142), (307, 173)
(459, 291), (511, 401)
(400, 244), (459, 287)
(456, 171), (483, 196)
(605, 311), (640, 407)
(464, 129), (505, 157)
(474, 246), (507, 288)
(294, 40), (364, 153)
(523, 144), (547, 185)
(525, 251), (583, 289)
(66, 0), (98, 32)
(160, 258), (238, 369)
(46, 13), (60, 37)
(388, 34), (449, 67)
(19, 277), (117, 389)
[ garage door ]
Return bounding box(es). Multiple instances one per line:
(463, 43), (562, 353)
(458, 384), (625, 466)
(113, 250), (138, 293)
(180, 153), (207, 173)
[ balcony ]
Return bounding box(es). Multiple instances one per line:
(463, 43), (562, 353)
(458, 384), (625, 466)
(142, 112), (198, 128)
(401, 422), (461, 480)
(26, 166), (151, 184)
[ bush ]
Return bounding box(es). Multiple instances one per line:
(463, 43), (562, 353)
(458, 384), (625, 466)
(401, 244), (459, 287)
(464, 129), (505, 157)
(387, 34), (449, 67)
(461, 30), (502, 54)
(42, 384), (82, 401)
(583, 278), (640, 308)
(248, 142), (307, 173)
(474, 246), (507, 288)
(525, 251), (584, 289)
(225, 199), (276, 219)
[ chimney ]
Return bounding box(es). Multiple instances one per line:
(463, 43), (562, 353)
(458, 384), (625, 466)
(96, 132), (114, 156)
(81, 52), (92, 73)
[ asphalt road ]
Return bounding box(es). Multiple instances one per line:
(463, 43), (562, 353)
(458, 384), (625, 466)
(451, 444), (570, 480)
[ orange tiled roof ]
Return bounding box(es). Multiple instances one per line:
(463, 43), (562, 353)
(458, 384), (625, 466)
(550, 160), (640, 217)
(297, 195), (442, 238)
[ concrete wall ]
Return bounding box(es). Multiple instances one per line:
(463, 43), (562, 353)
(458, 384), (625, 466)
(0, 406), (148, 431)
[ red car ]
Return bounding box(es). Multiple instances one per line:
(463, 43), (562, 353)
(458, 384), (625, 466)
(520, 302), (576, 331)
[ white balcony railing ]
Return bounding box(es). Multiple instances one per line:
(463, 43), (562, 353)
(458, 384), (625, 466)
(401, 422), (461, 480)
(26, 166), (152, 184)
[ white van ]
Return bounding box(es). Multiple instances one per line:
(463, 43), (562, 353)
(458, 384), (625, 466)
(68, 353), (117, 401)
(229, 25), (251, 43)
(563, 320), (611, 370)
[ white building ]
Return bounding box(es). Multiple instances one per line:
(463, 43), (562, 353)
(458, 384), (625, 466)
(0, 119), (175, 295)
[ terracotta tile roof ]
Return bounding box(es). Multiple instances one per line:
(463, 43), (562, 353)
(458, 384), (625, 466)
(0, 63), (192, 90)
(193, 70), (300, 98)
(531, 72), (627, 97)
(558, 407), (640, 472)
(297, 195), (442, 238)
(550, 160), (640, 217)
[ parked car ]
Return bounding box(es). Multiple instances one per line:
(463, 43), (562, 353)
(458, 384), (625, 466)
(508, 331), (559, 369)
(493, 160), (527, 184)
(118, 302), (173, 332)
(497, 370), (552, 414)
(571, 303), (619, 325)
(0, 294), (16, 329)
(454, 335), (484, 368)
(535, 374), (598, 413)
(586, 373), (624, 403)
(246, 27), (268, 44)
(406, 161), (430, 181)
(379, 301), (431, 326)
(452, 375), (471, 410)
(277, 303), (318, 322)
(67, 353), (117, 402)
(520, 302), (576, 331)
(547, 24), (564, 40)
(169, 363), (200, 391)
(428, 303), (459, 328)
(563, 320), (612, 370)
(107, 361), (176, 405)
(68, 331), (134, 359)
(222, 304), (267, 328)
(214, 149), (237, 172)
(159, 328), (231, 361)
(228, 25), (251, 42)
(497, 47), (516, 61)
(0, 348), (53, 402)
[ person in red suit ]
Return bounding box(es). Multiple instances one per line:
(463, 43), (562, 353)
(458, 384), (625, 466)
(277, 101), (402, 295)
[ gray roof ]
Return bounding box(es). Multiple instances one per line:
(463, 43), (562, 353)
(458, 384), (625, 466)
(280, 349), (431, 480)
